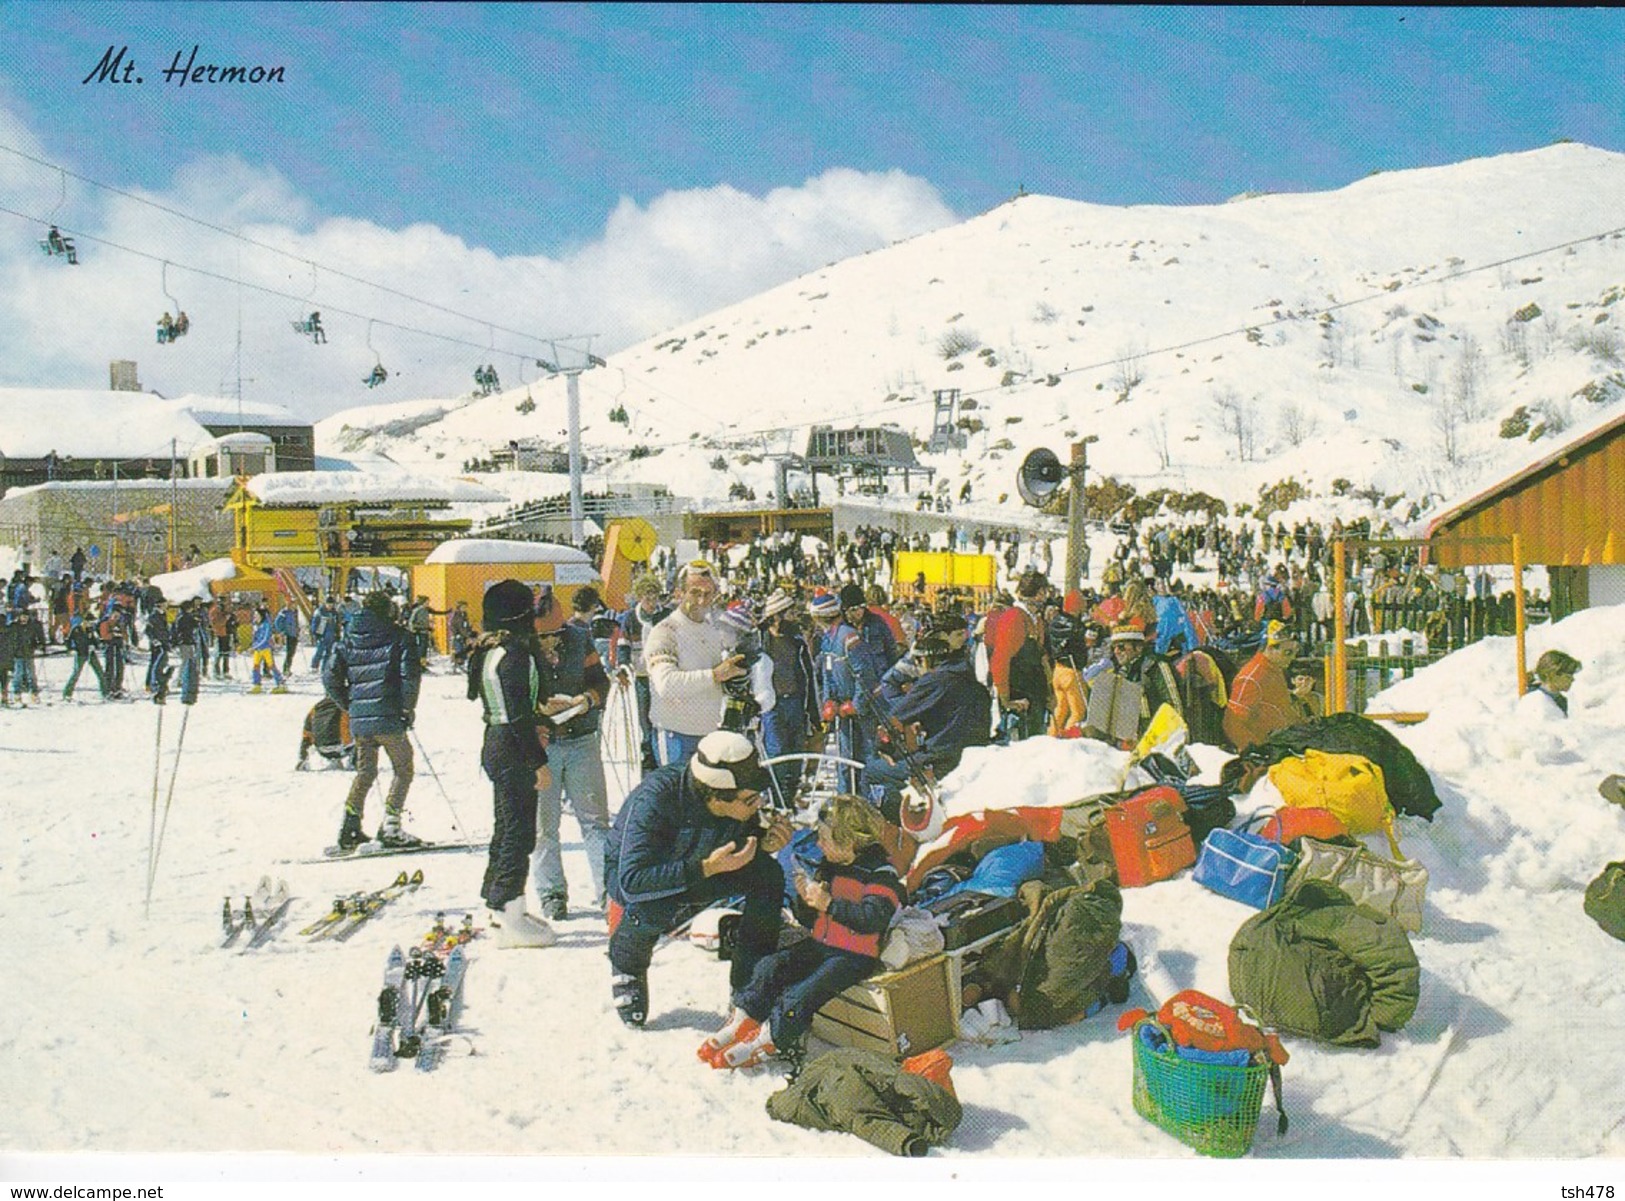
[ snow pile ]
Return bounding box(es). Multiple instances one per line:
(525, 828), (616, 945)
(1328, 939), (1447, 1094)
(423, 539), (594, 568)
(148, 556), (250, 603)
(2, 607), (1623, 1167)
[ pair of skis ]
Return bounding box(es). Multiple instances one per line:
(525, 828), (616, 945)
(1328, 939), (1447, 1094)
(420, 911), (482, 959)
(221, 877), (293, 950)
(368, 943), (469, 1073)
(301, 869), (424, 942)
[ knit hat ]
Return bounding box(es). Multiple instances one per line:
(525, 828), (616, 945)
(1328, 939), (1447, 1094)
(717, 598), (757, 634)
(809, 591), (840, 619)
(1109, 619), (1147, 644)
(761, 592), (795, 621)
(690, 731), (770, 793)
(838, 582), (866, 610)
(1264, 619), (1294, 648)
(482, 579), (534, 634)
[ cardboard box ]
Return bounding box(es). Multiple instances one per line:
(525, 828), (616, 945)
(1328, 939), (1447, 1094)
(810, 952), (957, 1058)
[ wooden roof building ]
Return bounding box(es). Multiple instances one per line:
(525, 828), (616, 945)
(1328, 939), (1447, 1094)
(1426, 408), (1624, 613)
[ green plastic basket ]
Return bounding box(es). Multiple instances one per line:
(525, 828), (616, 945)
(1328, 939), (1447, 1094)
(1130, 1021), (1268, 1158)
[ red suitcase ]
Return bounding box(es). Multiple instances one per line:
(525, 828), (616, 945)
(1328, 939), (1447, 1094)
(1105, 786), (1196, 887)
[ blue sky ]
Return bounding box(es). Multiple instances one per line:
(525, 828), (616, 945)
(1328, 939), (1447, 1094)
(8, 5), (1623, 253)
(1, 4), (1622, 415)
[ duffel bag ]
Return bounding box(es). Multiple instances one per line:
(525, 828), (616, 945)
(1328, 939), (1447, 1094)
(1583, 861), (1625, 942)
(1269, 749), (1403, 857)
(1285, 836), (1428, 933)
(1193, 827), (1298, 910)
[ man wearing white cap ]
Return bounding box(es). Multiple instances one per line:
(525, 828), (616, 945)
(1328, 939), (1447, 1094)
(605, 730), (794, 1027)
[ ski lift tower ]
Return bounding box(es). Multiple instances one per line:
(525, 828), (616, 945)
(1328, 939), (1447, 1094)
(538, 340), (605, 546)
(928, 389), (968, 453)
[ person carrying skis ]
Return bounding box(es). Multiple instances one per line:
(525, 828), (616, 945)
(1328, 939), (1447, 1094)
(324, 591), (422, 851)
(700, 794), (902, 1072)
(467, 579), (558, 948)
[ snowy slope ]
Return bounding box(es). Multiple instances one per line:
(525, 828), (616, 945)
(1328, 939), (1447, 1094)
(318, 143), (1625, 525)
(3, 604), (1622, 1162)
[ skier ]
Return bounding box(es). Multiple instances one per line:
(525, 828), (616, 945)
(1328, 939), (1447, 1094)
(247, 606), (287, 694)
(324, 591), (422, 851)
(61, 615), (108, 701)
(467, 579), (557, 948)
(273, 603), (300, 677)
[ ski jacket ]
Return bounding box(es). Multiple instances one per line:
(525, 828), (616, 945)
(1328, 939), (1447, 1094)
(608, 765), (762, 906)
(644, 608), (736, 736)
(887, 657), (991, 775)
(469, 636), (548, 775)
(273, 608), (300, 641)
(611, 601), (662, 674)
(1223, 650), (1306, 752)
(250, 617), (276, 653)
(985, 601), (1049, 710)
(819, 613), (897, 715)
(543, 623), (610, 740)
(323, 611), (421, 736)
(804, 845), (902, 960)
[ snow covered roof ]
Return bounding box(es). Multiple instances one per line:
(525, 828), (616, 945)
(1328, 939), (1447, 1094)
(0, 387), (309, 460)
(423, 538), (600, 582)
(241, 469), (504, 506)
(148, 557), (251, 603)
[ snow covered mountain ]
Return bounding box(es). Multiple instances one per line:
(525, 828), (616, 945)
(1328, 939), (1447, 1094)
(321, 143), (1625, 522)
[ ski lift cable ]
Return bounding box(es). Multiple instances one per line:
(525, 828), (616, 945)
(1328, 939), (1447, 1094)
(0, 201), (573, 361)
(717, 217), (1625, 442)
(0, 141), (565, 353)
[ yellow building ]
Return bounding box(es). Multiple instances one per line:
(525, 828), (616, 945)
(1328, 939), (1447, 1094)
(411, 538), (602, 652)
(225, 469), (504, 597)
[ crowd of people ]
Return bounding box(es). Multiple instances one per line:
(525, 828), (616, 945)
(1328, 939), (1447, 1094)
(0, 509), (1574, 1086)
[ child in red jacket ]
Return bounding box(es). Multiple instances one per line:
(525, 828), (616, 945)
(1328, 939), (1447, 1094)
(700, 795), (903, 1071)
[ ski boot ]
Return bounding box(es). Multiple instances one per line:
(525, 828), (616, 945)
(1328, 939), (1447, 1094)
(717, 1020), (777, 1069)
(611, 972), (649, 1027)
(336, 809), (370, 853)
(538, 894), (568, 922)
(495, 898), (556, 949)
(376, 814), (425, 850)
(698, 1007), (759, 1067)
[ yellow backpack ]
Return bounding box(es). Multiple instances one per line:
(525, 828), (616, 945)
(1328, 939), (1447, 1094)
(1268, 749), (1403, 857)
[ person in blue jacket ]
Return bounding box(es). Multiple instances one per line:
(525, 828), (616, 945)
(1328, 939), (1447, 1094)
(816, 583), (899, 791)
(323, 591), (422, 851)
(605, 730), (793, 1029)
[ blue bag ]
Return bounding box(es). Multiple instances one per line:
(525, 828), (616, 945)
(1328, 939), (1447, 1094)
(1191, 826), (1297, 910)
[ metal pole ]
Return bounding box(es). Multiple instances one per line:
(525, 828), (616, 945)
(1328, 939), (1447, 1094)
(566, 371), (585, 545)
(1332, 538), (1349, 714)
(1063, 437), (1096, 594)
(1512, 533), (1528, 696)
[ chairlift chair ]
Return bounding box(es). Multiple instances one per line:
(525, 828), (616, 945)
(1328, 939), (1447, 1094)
(362, 319), (389, 387)
(37, 172), (78, 264)
(157, 262), (188, 345)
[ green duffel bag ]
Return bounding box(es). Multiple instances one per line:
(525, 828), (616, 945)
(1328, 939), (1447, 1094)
(1583, 861), (1625, 942)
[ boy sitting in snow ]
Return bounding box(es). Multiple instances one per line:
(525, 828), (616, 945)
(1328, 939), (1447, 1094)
(700, 794), (903, 1073)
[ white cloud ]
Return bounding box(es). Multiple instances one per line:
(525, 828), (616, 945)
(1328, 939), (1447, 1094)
(0, 110), (956, 420)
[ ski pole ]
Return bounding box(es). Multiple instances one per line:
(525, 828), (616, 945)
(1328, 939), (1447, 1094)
(145, 703), (165, 905)
(409, 727), (470, 843)
(145, 706), (190, 915)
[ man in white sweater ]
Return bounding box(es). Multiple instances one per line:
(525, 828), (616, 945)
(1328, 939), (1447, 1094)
(645, 561), (748, 767)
